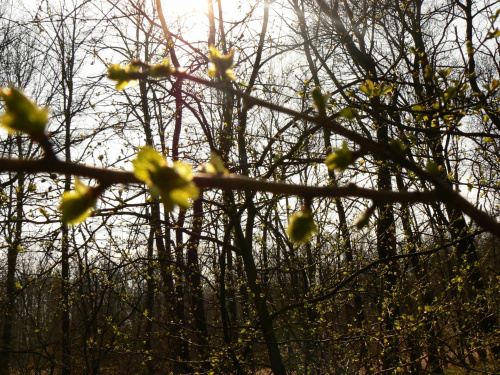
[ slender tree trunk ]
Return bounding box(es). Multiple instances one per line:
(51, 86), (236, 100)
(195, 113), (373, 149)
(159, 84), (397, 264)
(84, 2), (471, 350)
(174, 211), (191, 372)
(144, 227), (155, 375)
(0, 140), (24, 375)
(186, 197), (209, 364)
(232, 216), (286, 375)
(207, 0), (216, 48)
(395, 173), (442, 373)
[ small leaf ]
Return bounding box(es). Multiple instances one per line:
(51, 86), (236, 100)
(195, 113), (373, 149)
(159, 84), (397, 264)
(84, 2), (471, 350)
(489, 79), (499, 91)
(311, 87), (329, 113)
(340, 107), (358, 120)
(389, 139), (406, 154)
(487, 28), (500, 39)
(148, 58), (174, 79)
(287, 209), (317, 244)
(379, 82), (393, 95)
(201, 152), (229, 175)
(132, 147), (198, 212)
(360, 80), (391, 98)
(491, 9), (500, 21)
(60, 180), (97, 225)
(425, 161), (440, 174)
(168, 184), (199, 211)
(325, 141), (354, 172)
(208, 46), (235, 81)
(107, 64), (139, 90)
(360, 82), (371, 96)
(132, 147), (167, 186)
(0, 87), (48, 135)
(438, 68), (451, 78)
(466, 40), (474, 54)
(424, 66), (434, 80)
(354, 205), (376, 229)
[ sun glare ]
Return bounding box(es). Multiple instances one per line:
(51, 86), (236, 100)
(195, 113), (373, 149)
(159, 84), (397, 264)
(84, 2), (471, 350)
(165, 0), (208, 16)
(163, 0), (242, 19)
(161, 0), (244, 44)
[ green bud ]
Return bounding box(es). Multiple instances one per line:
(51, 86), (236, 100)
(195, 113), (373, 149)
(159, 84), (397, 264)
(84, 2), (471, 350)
(148, 59), (174, 78)
(325, 141), (353, 172)
(354, 205), (376, 229)
(60, 180), (97, 225)
(133, 147), (198, 211)
(0, 87), (48, 135)
(487, 29), (500, 39)
(107, 63), (139, 90)
(360, 79), (374, 96)
(287, 209), (317, 244)
(425, 161), (441, 174)
(339, 107), (358, 120)
(200, 152), (228, 175)
(389, 139), (406, 155)
(312, 87), (329, 114)
(489, 79), (499, 91)
(208, 46), (235, 81)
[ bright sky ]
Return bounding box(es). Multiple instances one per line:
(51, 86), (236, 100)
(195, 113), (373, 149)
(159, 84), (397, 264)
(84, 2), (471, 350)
(160, 0), (249, 45)
(166, 0), (207, 15)
(164, 0), (243, 17)
(163, 0), (202, 16)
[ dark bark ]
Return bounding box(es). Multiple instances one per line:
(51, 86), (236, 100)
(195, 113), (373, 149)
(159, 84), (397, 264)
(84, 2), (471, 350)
(0, 156), (24, 375)
(186, 198), (209, 358)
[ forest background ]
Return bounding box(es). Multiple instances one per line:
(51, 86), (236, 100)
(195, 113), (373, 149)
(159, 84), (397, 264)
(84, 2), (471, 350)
(1, 0), (500, 374)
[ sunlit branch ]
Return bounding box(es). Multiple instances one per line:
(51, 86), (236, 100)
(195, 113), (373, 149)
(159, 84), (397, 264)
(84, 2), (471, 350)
(0, 158), (441, 204)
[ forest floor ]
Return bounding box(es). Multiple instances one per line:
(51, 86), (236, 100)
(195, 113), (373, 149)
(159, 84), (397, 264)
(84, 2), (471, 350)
(444, 358), (498, 374)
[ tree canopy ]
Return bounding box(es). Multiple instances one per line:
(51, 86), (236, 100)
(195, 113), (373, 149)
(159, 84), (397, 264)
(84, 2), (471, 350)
(1, 0), (500, 374)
